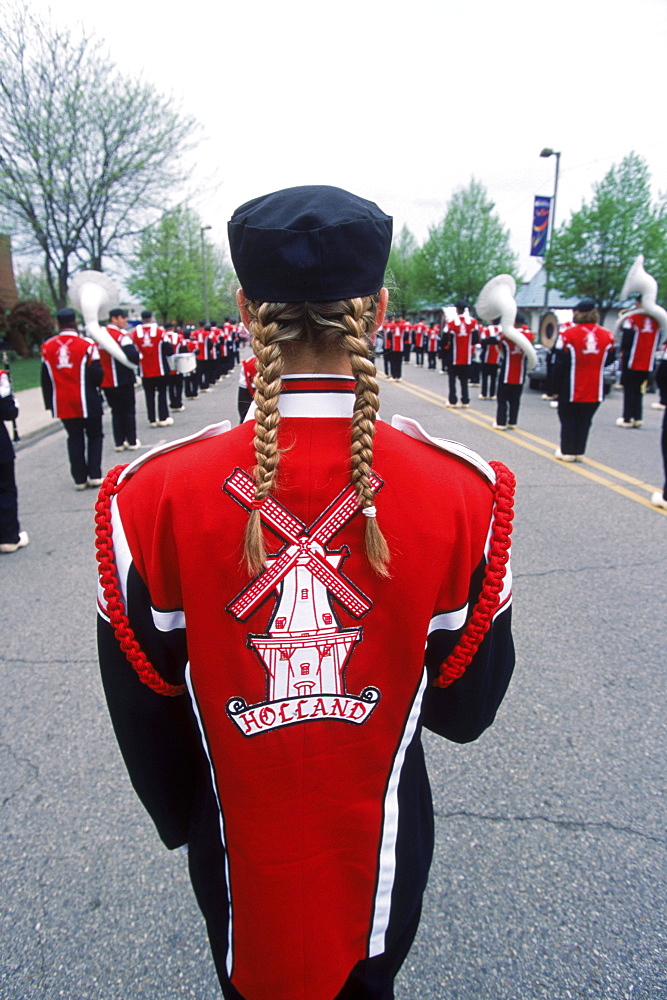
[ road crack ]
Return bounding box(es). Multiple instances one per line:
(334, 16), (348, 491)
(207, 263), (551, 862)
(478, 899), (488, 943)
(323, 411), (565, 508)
(436, 809), (666, 845)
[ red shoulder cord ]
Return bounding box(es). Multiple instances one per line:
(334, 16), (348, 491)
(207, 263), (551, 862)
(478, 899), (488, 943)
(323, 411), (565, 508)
(434, 460), (515, 688)
(94, 464), (186, 697)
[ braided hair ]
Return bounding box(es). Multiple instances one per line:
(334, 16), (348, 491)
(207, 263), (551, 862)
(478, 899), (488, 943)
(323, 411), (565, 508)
(243, 294), (390, 578)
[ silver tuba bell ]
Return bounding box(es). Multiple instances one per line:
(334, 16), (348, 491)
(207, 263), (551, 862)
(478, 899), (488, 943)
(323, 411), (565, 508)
(475, 274), (537, 370)
(618, 255), (667, 335)
(68, 270), (137, 372)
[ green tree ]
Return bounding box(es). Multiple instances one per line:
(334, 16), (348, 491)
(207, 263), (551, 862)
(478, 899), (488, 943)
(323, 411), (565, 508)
(413, 178), (519, 306)
(128, 207), (237, 324)
(385, 225), (419, 316)
(545, 152), (667, 320)
(0, 4), (197, 307)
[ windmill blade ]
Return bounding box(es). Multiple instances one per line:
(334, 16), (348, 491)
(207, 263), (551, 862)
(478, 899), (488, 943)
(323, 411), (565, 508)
(302, 551), (371, 618)
(227, 547), (300, 620)
(224, 468), (305, 543)
(309, 472), (384, 547)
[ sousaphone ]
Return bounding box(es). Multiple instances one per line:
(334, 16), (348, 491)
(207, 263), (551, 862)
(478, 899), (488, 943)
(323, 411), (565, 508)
(68, 270), (137, 372)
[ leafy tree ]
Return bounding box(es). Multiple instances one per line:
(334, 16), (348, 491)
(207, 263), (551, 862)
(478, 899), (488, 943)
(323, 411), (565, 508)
(385, 225), (419, 316)
(412, 178), (519, 306)
(545, 152), (667, 320)
(128, 207), (237, 324)
(15, 264), (55, 309)
(0, 4), (197, 307)
(7, 299), (53, 355)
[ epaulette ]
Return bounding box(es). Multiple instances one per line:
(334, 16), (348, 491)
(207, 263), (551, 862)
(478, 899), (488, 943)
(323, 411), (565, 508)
(391, 414), (496, 484)
(117, 420), (232, 485)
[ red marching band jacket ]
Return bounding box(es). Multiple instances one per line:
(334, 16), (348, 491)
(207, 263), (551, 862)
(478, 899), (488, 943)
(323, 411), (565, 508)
(555, 322), (616, 403)
(445, 315), (479, 366)
(132, 322), (170, 377)
(620, 311), (663, 371)
(41, 333), (102, 418)
(96, 376), (515, 1000)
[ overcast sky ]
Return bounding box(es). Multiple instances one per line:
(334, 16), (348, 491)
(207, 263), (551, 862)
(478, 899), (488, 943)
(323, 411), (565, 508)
(27, 0), (667, 279)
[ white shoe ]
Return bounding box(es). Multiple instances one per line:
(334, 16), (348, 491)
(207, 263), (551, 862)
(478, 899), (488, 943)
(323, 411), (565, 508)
(0, 530), (30, 554)
(541, 394), (555, 401)
(113, 443), (126, 452)
(650, 402), (666, 410)
(632, 419), (643, 428)
(490, 395), (497, 400)
(507, 423), (516, 429)
(171, 406), (185, 412)
(74, 482), (88, 490)
(125, 440), (142, 450)
(460, 403), (470, 408)
(149, 421), (158, 428)
(549, 400), (559, 408)
(492, 422), (507, 431)
(445, 401), (455, 407)
(650, 491), (667, 509)
(554, 449), (576, 462)
(615, 418), (633, 428)
(87, 477), (103, 487)
(574, 455), (584, 462)
(157, 417), (174, 426)
(478, 394), (487, 400)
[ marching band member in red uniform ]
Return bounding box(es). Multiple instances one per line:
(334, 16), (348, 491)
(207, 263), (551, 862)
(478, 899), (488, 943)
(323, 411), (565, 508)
(96, 186), (516, 1000)
(553, 300), (616, 461)
(478, 324), (500, 399)
(132, 310), (174, 427)
(443, 301), (479, 406)
(99, 308), (141, 452)
(42, 307), (104, 489)
(426, 323), (440, 369)
(616, 302), (664, 428)
(491, 312), (531, 430)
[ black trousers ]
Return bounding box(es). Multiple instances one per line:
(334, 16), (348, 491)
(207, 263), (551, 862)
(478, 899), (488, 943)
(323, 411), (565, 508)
(142, 376), (169, 423)
(62, 416), (103, 485)
(103, 384), (137, 447)
(0, 459), (20, 544)
(656, 360), (667, 406)
(558, 400), (600, 455)
(481, 363), (498, 397)
(621, 369), (649, 422)
(388, 351), (403, 380)
(448, 364), (470, 404)
(185, 367), (199, 398)
(496, 382), (523, 426)
(168, 374), (183, 409)
(414, 346), (425, 366)
(427, 350), (437, 369)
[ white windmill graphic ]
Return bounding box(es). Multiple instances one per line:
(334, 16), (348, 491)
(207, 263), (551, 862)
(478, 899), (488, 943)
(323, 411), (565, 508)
(223, 468), (383, 736)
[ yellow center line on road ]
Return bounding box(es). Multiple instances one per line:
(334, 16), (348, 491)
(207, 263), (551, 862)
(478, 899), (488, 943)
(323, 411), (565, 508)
(392, 378), (666, 515)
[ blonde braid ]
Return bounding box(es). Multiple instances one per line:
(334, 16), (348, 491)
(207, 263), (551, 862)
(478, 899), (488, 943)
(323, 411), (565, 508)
(241, 293), (390, 577)
(244, 303), (285, 574)
(339, 299), (390, 576)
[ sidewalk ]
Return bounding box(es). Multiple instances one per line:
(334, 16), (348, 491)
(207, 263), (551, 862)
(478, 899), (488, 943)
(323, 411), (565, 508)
(13, 386), (61, 449)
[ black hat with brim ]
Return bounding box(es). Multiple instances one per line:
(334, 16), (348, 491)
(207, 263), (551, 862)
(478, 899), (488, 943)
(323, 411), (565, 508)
(228, 185), (392, 303)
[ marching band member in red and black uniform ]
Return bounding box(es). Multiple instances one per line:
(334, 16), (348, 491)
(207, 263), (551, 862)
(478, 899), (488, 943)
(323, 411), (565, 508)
(492, 312), (531, 430)
(478, 324), (501, 399)
(42, 307), (105, 489)
(443, 301), (479, 406)
(385, 316), (405, 381)
(412, 319), (427, 366)
(616, 301), (664, 428)
(552, 299), (616, 461)
(96, 186), (515, 1000)
(237, 353), (257, 423)
(99, 308), (141, 452)
(426, 323), (440, 369)
(0, 365), (29, 553)
(132, 310), (174, 427)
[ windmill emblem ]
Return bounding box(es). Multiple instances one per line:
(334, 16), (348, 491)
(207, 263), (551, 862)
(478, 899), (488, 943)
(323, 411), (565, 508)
(223, 468), (383, 737)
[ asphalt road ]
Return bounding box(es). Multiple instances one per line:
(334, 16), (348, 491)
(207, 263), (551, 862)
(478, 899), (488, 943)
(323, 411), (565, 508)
(1, 360), (665, 1000)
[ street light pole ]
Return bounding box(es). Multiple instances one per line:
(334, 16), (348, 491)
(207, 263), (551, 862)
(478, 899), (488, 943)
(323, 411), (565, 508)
(539, 148), (561, 310)
(200, 224), (212, 325)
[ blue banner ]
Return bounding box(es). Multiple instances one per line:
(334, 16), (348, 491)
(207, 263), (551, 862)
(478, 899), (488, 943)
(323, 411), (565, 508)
(530, 196), (552, 257)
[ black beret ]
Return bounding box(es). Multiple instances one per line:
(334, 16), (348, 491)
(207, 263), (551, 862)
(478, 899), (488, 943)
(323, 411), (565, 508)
(57, 307), (76, 323)
(228, 185), (393, 303)
(575, 298), (597, 313)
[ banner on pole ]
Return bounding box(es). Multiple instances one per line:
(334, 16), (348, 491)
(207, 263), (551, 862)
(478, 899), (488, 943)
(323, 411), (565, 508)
(530, 196), (552, 257)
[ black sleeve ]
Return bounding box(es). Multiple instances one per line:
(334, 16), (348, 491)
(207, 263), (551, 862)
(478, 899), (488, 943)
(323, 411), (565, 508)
(87, 359), (104, 388)
(41, 362), (54, 412)
(98, 562), (208, 849)
(420, 557), (515, 743)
